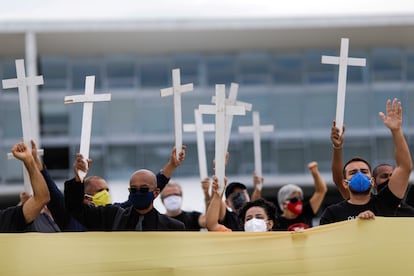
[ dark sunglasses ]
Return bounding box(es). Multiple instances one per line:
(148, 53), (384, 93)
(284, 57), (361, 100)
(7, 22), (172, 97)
(287, 197), (301, 203)
(128, 187), (150, 194)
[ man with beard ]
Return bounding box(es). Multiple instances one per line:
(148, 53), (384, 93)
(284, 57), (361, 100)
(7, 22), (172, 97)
(321, 98), (412, 224)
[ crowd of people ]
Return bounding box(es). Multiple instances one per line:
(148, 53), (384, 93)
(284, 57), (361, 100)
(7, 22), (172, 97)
(0, 98), (413, 233)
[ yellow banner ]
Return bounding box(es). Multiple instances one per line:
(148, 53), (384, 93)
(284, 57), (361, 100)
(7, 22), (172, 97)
(0, 217), (413, 275)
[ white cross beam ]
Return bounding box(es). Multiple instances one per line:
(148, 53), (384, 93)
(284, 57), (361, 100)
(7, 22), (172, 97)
(321, 38), (366, 135)
(183, 109), (215, 180)
(199, 84), (246, 194)
(238, 111), (274, 191)
(64, 76), (111, 182)
(2, 59), (44, 192)
(212, 83), (252, 152)
(160, 68), (194, 159)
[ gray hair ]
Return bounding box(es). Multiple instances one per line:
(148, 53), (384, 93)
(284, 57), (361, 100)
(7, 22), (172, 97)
(277, 184), (303, 211)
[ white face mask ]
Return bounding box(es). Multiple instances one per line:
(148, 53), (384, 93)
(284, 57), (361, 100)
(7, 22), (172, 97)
(244, 218), (268, 232)
(163, 195), (182, 212)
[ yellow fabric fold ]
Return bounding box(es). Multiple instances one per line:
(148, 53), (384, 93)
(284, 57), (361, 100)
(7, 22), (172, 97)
(1, 217), (413, 275)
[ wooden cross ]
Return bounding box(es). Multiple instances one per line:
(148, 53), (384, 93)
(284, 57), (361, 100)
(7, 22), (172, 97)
(2, 59), (44, 192)
(238, 111), (274, 191)
(321, 38), (366, 134)
(183, 109), (215, 180)
(160, 68), (194, 159)
(199, 84), (246, 194)
(64, 76), (111, 182)
(212, 83), (252, 152)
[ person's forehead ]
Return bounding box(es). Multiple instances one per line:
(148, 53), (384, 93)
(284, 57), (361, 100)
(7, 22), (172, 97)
(231, 187), (246, 194)
(87, 179), (108, 193)
(130, 172), (156, 188)
(245, 206), (266, 217)
(346, 161), (370, 172)
(163, 185), (181, 196)
(287, 191), (301, 199)
(376, 166), (393, 175)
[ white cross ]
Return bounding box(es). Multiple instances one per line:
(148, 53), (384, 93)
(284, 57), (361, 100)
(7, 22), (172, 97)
(160, 68), (194, 159)
(64, 76), (111, 182)
(212, 82), (252, 152)
(199, 84), (246, 194)
(2, 59), (44, 192)
(238, 112), (274, 191)
(321, 38), (366, 135)
(183, 109), (215, 180)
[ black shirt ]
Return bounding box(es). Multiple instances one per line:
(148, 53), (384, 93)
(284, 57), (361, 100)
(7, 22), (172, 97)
(172, 211), (202, 231)
(320, 185), (401, 225)
(0, 205), (27, 233)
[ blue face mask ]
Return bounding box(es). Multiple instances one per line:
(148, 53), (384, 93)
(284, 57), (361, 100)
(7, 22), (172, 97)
(128, 190), (155, 210)
(348, 171), (371, 193)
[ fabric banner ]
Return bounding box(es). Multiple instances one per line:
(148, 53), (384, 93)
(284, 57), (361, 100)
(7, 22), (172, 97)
(0, 217), (413, 275)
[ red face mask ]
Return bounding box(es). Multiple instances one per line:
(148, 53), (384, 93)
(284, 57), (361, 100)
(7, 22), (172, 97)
(286, 198), (303, 215)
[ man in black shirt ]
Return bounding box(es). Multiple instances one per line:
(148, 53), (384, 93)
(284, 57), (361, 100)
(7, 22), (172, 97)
(65, 166), (185, 231)
(0, 141), (50, 232)
(160, 181), (206, 231)
(322, 98), (412, 224)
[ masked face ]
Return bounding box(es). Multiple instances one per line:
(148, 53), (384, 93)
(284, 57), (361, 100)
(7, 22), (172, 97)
(230, 192), (247, 212)
(286, 197), (303, 215)
(85, 190), (111, 206)
(163, 195), (182, 212)
(348, 171), (372, 193)
(244, 218), (268, 232)
(128, 187), (155, 210)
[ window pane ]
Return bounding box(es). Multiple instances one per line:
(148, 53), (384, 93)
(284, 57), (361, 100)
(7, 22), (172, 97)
(106, 98), (137, 135)
(206, 54), (236, 85)
(406, 52), (414, 81)
(305, 50), (336, 84)
(277, 141), (305, 173)
(107, 145), (137, 180)
(238, 52), (271, 85)
(0, 99), (22, 138)
(270, 91), (304, 129)
(105, 57), (136, 88)
(172, 54), (201, 86)
(40, 99), (69, 135)
(71, 60), (102, 90)
(370, 49), (402, 82)
(140, 57), (170, 88)
(40, 57), (69, 90)
(272, 54), (304, 84)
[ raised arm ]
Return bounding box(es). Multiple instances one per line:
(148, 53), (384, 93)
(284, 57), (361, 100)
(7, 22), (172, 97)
(331, 121), (349, 199)
(380, 98), (413, 199)
(308, 161), (328, 214)
(158, 145), (186, 191)
(201, 177), (211, 210)
(251, 171), (263, 201)
(12, 141), (50, 224)
(206, 175), (230, 231)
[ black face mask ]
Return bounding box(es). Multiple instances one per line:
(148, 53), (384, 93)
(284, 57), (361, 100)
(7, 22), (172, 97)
(376, 179), (389, 194)
(231, 192), (247, 212)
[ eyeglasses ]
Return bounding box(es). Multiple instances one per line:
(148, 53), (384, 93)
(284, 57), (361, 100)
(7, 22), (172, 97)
(287, 197), (301, 203)
(128, 187), (150, 194)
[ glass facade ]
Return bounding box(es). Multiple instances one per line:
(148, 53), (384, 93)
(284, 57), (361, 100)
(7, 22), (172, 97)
(1, 48), (413, 185)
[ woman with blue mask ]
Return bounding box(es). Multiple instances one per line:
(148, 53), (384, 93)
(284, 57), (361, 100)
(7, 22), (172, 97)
(323, 98), (413, 224)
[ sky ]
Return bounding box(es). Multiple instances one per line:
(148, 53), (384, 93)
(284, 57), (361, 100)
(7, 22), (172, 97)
(0, 0), (413, 21)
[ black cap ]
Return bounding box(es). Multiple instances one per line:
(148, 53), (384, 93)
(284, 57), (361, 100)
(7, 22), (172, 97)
(225, 182), (247, 198)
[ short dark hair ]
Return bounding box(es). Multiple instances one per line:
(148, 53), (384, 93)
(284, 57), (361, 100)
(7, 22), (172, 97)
(238, 199), (277, 225)
(372, 163), (393, 178)
(225, 182), (247, 198)
(342, 156), (372, 179)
